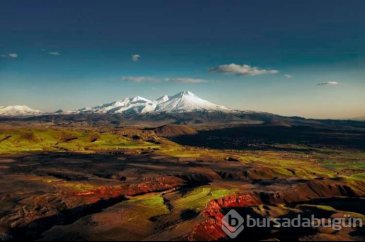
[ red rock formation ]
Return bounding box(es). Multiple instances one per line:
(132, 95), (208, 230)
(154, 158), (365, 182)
(189, 194), (261, 241)
(73, 176), (184, 202)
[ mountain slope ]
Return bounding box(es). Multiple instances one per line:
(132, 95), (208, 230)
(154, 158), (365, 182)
(0, 105), (42, 116)
(78, 96), (156, 115)
(155, 91), (229, 113)
(77, 91), (231, 115)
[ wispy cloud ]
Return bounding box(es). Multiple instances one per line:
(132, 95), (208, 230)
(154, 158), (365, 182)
(285, 74), (293, 79)
(1, 53), (18, 59)
(121, 76), (208, 84)
(121, 76), (159, 83)
(48, 51), (61, 56)
(165, 77), (208, 84)
(8, 53), (18, 58)
(131, 54), (141, 62)
(209, 63), (279, 76)
(317, 81), (339, 86)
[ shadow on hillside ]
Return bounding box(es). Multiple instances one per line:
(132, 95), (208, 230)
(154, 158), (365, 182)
(171, 126), (365, 151)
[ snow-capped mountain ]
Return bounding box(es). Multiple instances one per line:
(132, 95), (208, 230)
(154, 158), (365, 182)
(155, 91), (229, 113)
(0, 105), (42, 116)
(77, 91), (230, 115)
(77, 96), (156, 115)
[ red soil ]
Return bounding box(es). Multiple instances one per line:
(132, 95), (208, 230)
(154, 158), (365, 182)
(188, 194), (261, 241)
(73, 176), (184, 203)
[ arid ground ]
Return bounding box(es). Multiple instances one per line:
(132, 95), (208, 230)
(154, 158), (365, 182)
(1, 121), (365, 241)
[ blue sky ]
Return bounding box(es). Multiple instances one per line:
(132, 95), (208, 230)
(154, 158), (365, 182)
(0, 0), (364, 118)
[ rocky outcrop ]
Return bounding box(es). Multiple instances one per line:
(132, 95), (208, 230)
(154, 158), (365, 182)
(188, 194), (261, 241)
(188, 179), (365, 241)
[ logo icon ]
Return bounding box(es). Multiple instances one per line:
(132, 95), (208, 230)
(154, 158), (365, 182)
(222, 210), (244, 239)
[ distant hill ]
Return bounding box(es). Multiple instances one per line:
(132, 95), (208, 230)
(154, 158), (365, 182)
(155, 124), (197, 137)
(2, 111), (365, 131)
(354, 116), (365, 121)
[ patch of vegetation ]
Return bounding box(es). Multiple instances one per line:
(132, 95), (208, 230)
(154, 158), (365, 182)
(124, 193), (170, 222)
(159, 147), (201, 158)
(297, 204), (336, 212)
(351, 173), (365, 180)
(26, 175), (100, 192)
(173, 186), (236, 211)
(0, 128), (159, 154)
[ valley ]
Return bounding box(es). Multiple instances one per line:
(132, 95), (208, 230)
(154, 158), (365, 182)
(0, 120), (365, 241)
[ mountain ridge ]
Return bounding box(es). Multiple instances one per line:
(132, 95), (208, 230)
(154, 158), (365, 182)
(1, 92), (364, 124)
(0, 105), (42, 116)
(75, 91), (231, 115)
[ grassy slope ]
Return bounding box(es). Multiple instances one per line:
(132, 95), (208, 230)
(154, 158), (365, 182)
(0, 128), (158, 154)
(172, 186), (237, 211)
(159, 143), (365, 181)
(2, 126), (365, 180)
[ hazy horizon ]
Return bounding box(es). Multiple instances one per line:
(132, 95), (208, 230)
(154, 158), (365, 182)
(1, 0), (364, 119)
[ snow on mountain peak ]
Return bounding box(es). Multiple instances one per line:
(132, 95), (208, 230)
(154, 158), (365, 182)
(130, 96), (151, 103)
(156, 95), (170, 103)
(174, 91), (195, 97)
(0, 105), (42, 116)
(78, 96), (155, 115)
(155, 91), (229, 113)
(77, 91), (231, 115)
